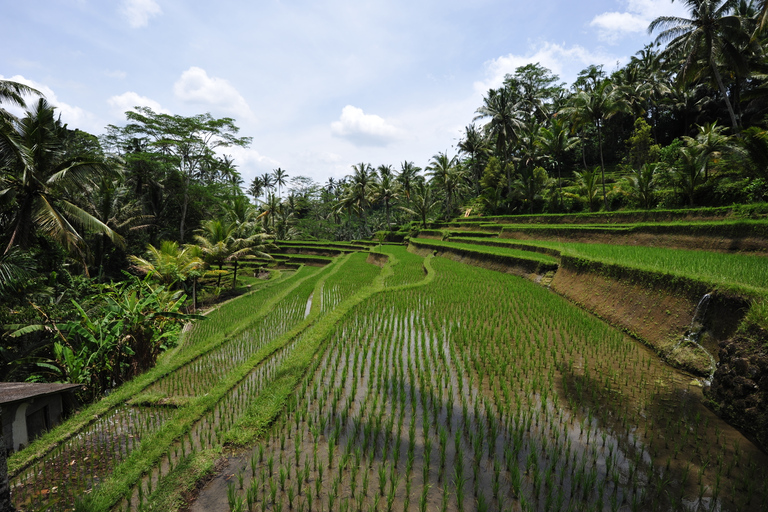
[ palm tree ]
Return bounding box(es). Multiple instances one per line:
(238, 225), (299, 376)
(346, 162), (377, 233)
(400, 181), (437, 227)
(537, 118), (578, 210)
(377, 164), (394, 180)
(562, 79), (630, 209)
(673, 144), (708, 206)
(370, 172), (400, 229)
(625, 163), (658, 209)
(568, 168), (602, 212)
(0, 78), (42, 122)
(261, 192), (282, 231)
(223, 194), (262, 237)
(457, 124), (487, 195)
(475, 87), (525, 196)
(260, 172), (275, 197)
(426, 152), (464, 220)
(129, 240), (204, 288)
(85, 171), (151, 280)
(649, 0), (745, 131)
(272, 167), (288, 198)
(194, 219), (272, 289)
(684, 121), (731, 180)
(1, 99), (123, 270)
(248, 175), (264, 200)
(396, 161), (421, 201)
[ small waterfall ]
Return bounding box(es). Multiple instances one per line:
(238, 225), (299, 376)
(688, 293), (712, 342)
(673, 293), (717, 384)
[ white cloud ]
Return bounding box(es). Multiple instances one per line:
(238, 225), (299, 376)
(330, 105), (400, 147)
(173, 67), (254, 120)
(108, 91), (169, 116)
(106, 69), (127, 79)
(120, 0), (162, 29)
(222, 146), (281, 186)
(590, 0), (690, 44)
(1, 74), (101, 133)
(474, 42), (620, 93)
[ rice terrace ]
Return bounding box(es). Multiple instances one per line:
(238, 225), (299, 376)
(5, 209), (768, 512)
(5, 1), (768, 510)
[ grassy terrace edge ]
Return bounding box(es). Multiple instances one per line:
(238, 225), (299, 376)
(409, 238), (559, 276)
(448, 236), (768, 299)
(437, 203), (768, 225)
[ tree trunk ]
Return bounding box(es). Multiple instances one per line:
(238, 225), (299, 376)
(597, 121), (608, 210)
(711, 59), (739, 132)
(180, 173), (190, 241)
(232, 260), (239, 289)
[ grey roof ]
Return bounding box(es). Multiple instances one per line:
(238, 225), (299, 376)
(0, 382), (82, 405)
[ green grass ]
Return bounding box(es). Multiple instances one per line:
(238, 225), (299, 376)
(412, 237), (559, 266)
(380, 245), (427, 287)
(451, 236), (768, 296)
(538, 240), (767, 295)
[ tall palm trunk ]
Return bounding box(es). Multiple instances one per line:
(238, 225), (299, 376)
(710, 57), (739, 131)
(597, 120), (608, 210)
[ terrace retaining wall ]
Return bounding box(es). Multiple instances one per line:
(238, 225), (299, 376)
(408, 240), (557, 282)
(499, 230), (768, 253)
(550, 255), (751, 376)
(366, 252), (389, 267)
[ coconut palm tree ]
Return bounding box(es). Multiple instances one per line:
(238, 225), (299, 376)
(194, 219), (273, 289)
(396, 161), (421, 202)
(1, 99), (123, 270)
(475, 87), (525, 197)
(0, 78), (41, 123)
(649, 0), (745, 131)
(370, 172), (400, 229)
(537, 118), (578, 210)
(346, 162), (377, 233)
(458, 124), (488, 195)
(561, 79), (630, 209)
(272, 167), (288, 198)
(567, 168), (602, 212)
(129, 240), (204, 288)
(400, 181), (437, 227)
(684, 121), (731, 180)
(223, 194), (262, 237)
(248, 175), (264, 200)
(625, 163), (658, 209)
(426, 152), (464, 220)
(673, 144), (709, 206)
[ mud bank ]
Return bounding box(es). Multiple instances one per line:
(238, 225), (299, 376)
(706, 330), (768, 450)
(365, 251), (389, 267)
(408, 240), (557, 281)
(550, 255), (751, 376)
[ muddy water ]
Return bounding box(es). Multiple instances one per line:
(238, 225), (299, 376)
(191, 259), (767, 512)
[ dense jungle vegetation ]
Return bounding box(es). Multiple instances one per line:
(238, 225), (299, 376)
(3, 0), (768, 400)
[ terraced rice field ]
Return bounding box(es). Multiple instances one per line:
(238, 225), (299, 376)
(8, 245), (767, 512)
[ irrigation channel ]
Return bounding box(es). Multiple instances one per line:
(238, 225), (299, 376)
(9, 247), (768, 512)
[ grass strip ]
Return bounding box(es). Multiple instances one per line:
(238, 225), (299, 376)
(411, 237), (558, 267)
(141, 448), (221, 511)
(444, 203), (768, 225)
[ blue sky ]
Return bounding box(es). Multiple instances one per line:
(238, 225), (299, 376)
(3, 0), (687, 190)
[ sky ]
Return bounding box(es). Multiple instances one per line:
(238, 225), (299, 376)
(3, 0), (689, 191)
